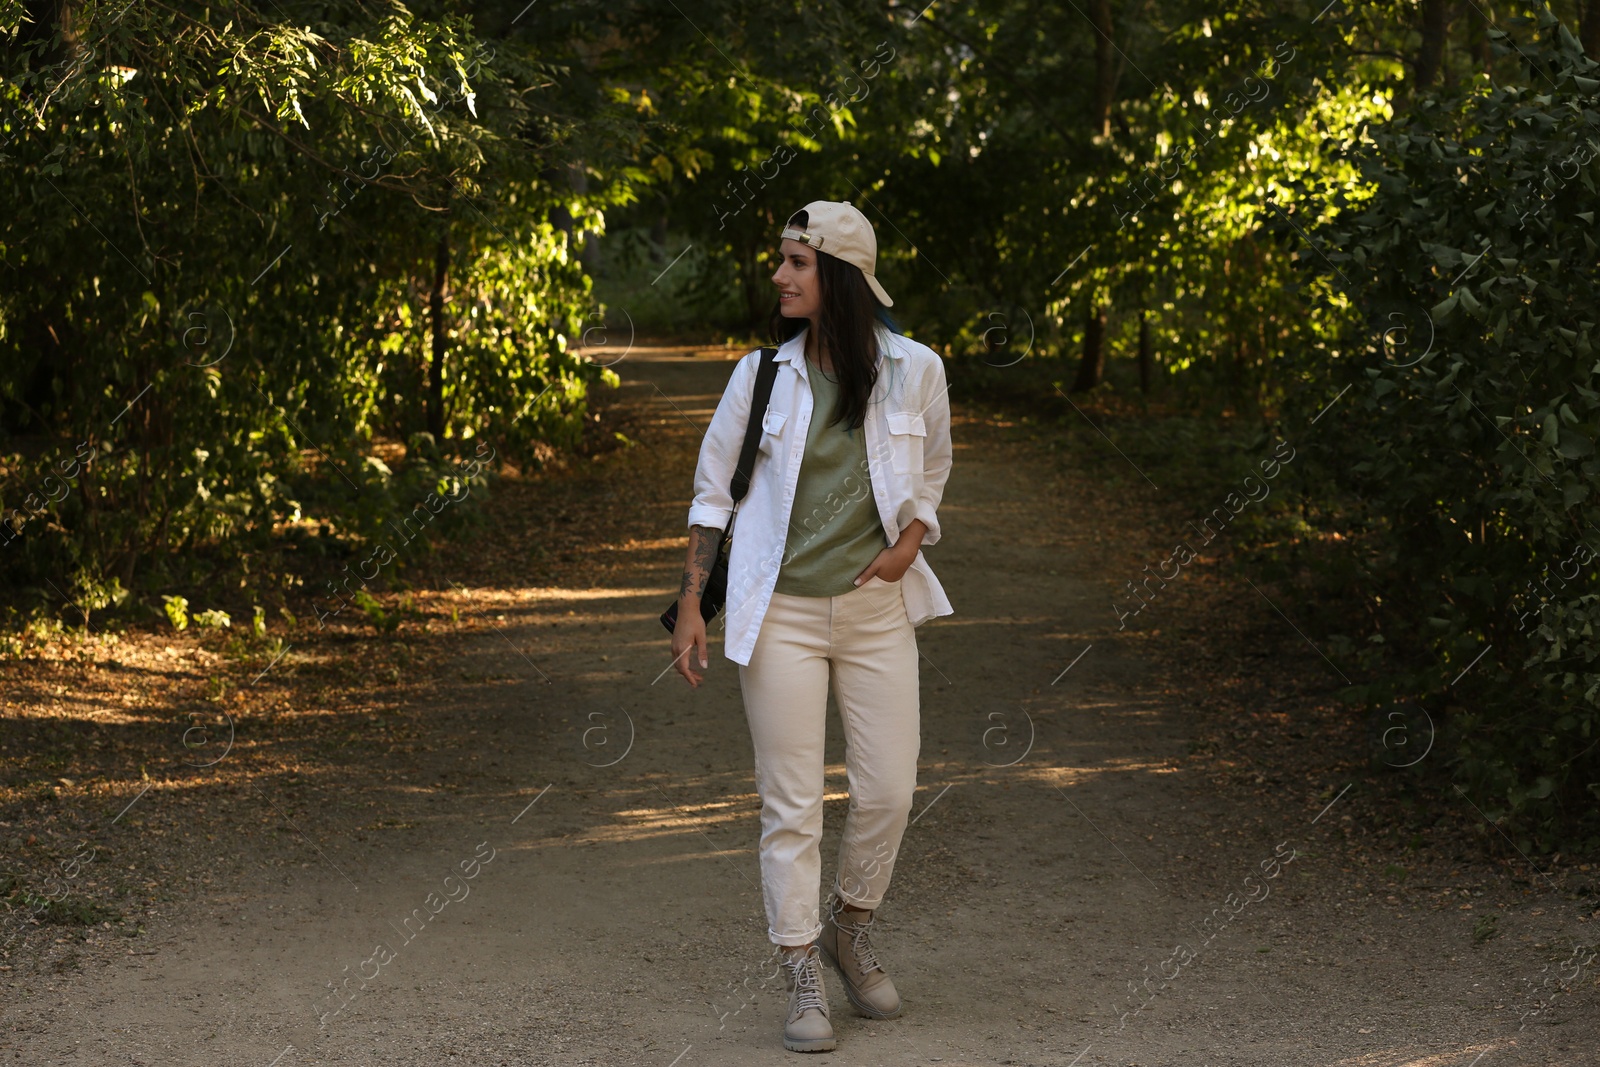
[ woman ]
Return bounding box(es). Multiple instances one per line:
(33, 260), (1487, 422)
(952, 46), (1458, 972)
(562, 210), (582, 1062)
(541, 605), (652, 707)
(671, 200), (954, 1053)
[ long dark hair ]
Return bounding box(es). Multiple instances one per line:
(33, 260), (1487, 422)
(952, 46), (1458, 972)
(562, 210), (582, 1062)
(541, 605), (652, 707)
(766, 208), (899, 432)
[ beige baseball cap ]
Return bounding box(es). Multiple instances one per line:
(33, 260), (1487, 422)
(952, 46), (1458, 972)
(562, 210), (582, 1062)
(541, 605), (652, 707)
(779, 199), (894, 307)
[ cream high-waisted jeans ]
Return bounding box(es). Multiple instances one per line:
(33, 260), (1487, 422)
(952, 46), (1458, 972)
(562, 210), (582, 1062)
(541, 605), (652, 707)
(737, 573), (922, 946)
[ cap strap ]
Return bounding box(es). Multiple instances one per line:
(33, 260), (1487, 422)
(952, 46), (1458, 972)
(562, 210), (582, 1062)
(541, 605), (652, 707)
(780, 225), (824, 249)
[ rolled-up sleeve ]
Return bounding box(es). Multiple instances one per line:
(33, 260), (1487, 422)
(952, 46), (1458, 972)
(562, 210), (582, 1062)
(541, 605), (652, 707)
(686, 352), (757, 532)
(915, 357), (951, 547)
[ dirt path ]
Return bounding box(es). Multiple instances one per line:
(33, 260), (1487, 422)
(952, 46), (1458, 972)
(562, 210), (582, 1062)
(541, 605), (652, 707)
(3, 345), (1596, 1066)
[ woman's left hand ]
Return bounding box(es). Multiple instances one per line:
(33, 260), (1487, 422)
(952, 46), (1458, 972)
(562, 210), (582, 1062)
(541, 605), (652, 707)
(853, 519), (928, 586)
(854, 546), (912, 585)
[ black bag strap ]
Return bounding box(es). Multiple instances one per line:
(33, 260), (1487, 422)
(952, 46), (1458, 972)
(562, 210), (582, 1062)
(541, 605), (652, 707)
(729, 346), (781, 506)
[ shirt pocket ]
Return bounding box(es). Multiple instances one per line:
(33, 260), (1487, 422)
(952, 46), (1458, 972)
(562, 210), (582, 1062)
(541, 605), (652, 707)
(885, 410), (926, 476)
(758, 408), (788, 455)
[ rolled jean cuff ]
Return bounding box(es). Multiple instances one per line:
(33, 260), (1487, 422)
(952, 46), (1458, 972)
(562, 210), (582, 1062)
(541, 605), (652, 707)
(771, 921), (825, 948)
(833, 878), (883, 912)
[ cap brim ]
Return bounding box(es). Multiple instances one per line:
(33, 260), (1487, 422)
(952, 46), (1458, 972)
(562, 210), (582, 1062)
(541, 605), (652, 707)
(865, 274), (894, 308)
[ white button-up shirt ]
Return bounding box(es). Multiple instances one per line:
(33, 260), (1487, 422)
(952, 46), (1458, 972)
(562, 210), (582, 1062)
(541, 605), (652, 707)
(687, 324), (954, 665)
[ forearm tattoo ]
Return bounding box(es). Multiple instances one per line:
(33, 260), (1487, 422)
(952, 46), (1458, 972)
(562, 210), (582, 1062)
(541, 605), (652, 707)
(679, 525), (724, 600)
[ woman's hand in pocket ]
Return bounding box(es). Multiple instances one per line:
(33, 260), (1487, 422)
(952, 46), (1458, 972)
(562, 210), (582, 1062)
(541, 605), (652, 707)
(853, 545), (912, 586)
(854, 519), (929, 586)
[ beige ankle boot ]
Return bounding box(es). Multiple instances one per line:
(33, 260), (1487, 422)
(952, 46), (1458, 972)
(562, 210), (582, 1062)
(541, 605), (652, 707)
(780, 944), (836, 1052)
(818, 896), (902, 1019)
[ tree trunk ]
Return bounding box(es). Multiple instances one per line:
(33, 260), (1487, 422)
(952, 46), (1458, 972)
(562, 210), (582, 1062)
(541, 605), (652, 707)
(1414, 0), (1450, 91)
(744, 207), (776, 328)
(1071, 305), (1107, 393)
(1227, 329), (1243, 409)
(745, 233), (768, 327)
(650, 211), (669, 263)
(542, 160), (588, 259)
(1138, 309), (1152, 394)
(1070, 0), (1116, 392)
(569, 164), (599, 277)
(545, 162), (574, 243)
(1092, 0), (1114, 140)
(15, 1), (84, 65)
(1464, 2), (1492, 71)
(428, 228), (449, 441)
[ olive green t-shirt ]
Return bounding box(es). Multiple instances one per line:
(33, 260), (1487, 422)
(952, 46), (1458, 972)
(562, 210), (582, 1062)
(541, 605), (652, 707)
(774, 357), (889, 596)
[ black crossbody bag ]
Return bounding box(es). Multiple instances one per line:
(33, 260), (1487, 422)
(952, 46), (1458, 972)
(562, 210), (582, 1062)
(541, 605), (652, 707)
(659, 346), (782, 634)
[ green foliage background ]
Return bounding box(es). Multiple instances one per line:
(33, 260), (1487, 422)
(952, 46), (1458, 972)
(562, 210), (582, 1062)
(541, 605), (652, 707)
(1, 0), (620, 610)
(1291, 14), (1600, 848)
(4, 0), (1600, 848)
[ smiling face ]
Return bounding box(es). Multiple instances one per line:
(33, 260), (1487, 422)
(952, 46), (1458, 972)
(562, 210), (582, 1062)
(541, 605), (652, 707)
(772, 238), (822, 322)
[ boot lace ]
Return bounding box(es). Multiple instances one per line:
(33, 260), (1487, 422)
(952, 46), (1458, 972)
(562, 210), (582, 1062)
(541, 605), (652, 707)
(845, 915), (883, 974)
(786, 947), (827, 1015)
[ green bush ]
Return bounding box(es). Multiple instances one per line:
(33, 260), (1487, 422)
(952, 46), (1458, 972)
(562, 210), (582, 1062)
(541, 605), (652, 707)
(0, 2), (614, 611)
(1294, 14), (1600, 849)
